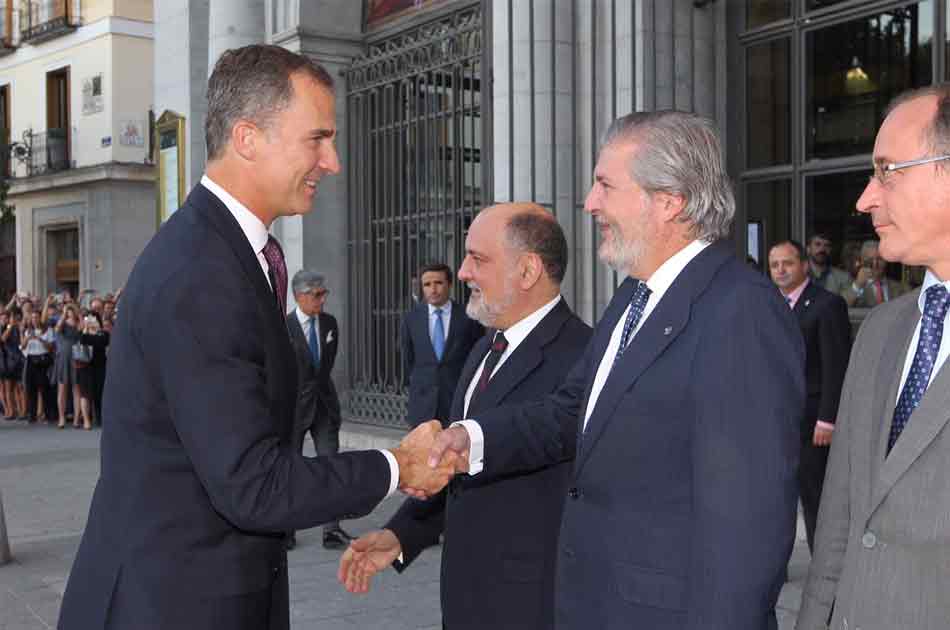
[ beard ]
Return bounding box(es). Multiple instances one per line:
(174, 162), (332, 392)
(597, 219), (646, 274)
(466, 274), (518, 328)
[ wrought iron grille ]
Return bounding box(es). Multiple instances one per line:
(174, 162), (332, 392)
(344, 3), (485, 427)
(19, 0), (75, 43)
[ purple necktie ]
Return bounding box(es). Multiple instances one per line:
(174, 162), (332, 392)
(261, 235), (287, 312)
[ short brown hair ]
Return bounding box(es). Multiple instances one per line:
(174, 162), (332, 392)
(205, 44), (335, 161)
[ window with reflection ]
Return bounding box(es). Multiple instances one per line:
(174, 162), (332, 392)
(747, 0), (791, 30)
(805, 170), (922, 302)
(747, 38), (791, 168)
(745, 179), (791, 270)
(806, 2), (933, 160)
(806, 0), (852, 10)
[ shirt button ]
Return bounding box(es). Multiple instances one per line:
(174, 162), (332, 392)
(861, 531), (877, 549)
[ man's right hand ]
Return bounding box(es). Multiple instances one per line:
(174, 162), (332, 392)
(338, 529), (402, 594)
(390, 420), (458, 498)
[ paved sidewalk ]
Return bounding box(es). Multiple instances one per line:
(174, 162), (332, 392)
(0, 420), (809, 629)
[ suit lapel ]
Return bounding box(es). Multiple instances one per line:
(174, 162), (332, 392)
(470, 300), (572, 415)
(871, 294), (950, 511)
(793, 282), (819, 319)
(576, 243), (731, 472)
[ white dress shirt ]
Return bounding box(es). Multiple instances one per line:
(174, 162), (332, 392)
(462, 241), (709, 475)
(896, 270), (950, 403)
(201, 175), (399, 496)
(296, 308), (321, 348)
(428, 300), (452, 342)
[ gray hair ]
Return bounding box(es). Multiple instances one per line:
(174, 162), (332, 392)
(503, 209), (568, 284)
(601, 110), (735, 241)
(886, 84), (950, 173)
(291, 269), (327, 296)
(205, 44), (335, 161)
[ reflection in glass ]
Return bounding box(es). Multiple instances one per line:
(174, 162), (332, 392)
(747, 38), (791, 168)
(806, 2), (933, 159)
(745, 179), (791, 270)
(747, 0), (791, 30)
(806, 0), (852, 10)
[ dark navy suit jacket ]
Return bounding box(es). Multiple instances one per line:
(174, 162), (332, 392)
(388, 299), (591, 630)
(473, 242), (805, 630)
(58, 184), (391, 630)
(401, 301), (482, 426)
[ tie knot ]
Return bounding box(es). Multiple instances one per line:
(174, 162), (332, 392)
(491, 332), (509, 353)
(434, 307), (443, 316)
(261, 235), (283, 265)
(631, 281), (652, 306)
(924, 284), (950, 320)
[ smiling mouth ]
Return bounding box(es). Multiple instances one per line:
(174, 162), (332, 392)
(304, 179), (318, 191)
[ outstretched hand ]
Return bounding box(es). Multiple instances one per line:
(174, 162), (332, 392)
(338, 529), (402, 594)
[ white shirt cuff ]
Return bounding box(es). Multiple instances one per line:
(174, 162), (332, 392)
(454, 419), (484, 475)
(816, 420), (835, 431)
(379, 448), (399, 497)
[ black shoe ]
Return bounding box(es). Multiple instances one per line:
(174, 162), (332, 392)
(284, 533), (296, 551)
(322, 528), (353, 550)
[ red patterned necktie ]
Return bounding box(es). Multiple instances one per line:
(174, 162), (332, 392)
(261, 235), (287, 312)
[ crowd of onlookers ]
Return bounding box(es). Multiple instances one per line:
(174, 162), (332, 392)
(0, 289), (117, 429)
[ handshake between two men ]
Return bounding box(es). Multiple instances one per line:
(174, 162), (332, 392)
(342, 420), (471, 593)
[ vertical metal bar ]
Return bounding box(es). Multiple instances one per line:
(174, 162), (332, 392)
(590, 0), (599, 321)
(481, 0), (493, 207)
(550, 0), (557, 218)
(508, 0), (515, 201)
(529, 0), (537, 201)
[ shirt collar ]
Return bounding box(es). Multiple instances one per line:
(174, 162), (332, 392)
(201, 175), (269, 256)
(918, 269), (950, 314)
(643, 240), (711, 300)
(295, 308), (316, 328)
(785, 277), (810, 309)
(498, 295), (562, 350)
(428, 301), (452, 316)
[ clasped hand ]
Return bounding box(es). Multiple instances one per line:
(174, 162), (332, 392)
(391, 420), (471, 499)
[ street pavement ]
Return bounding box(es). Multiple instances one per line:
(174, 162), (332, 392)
(0, 419), (809, 629)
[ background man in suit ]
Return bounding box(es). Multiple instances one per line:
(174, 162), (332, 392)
(401, 263), (482, 428)
(841, 239), (908, 307)
(769, 239), (852, 553)
(338, 203), (592, 629)
(286, 270), (352, 550)
(797, 85), (950, 630)
(425, 111), (805, 630)
(58, 45), (452, 630)
(807, 233), (852, 296)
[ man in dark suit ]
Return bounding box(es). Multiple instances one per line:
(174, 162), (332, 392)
(339, 203), (592, 629)
(286, 270), (352, 550)
(427, 111), (805, 630)
(401, 263), (483, 427)
(58, 45), (452, 630)
(769, 239), (852, 553)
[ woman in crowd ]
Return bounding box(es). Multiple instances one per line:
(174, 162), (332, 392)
(74, 316), (104, 429)
(80, 314), (109, 426)
(54, 304), (83, 428)
(1, 308), (26, 419)
(20, 310), (54, 423)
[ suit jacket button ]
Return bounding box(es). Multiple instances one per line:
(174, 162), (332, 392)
(861, 531), (876, 548)
(562, 546), (575, 560)
(568, 487), (580, 499)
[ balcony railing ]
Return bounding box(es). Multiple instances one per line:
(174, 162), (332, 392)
(19, 0), (77, 44)
(1, 128), (71, 178)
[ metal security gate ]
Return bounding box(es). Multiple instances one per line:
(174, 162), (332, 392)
(345, 3), (486, 427)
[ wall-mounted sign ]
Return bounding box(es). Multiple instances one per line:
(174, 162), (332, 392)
(119, 119), (145, 147)
(366, 0), (448, 28)
(101, 136), (112, 147)
(82, 74), (104, 115)
(154, 110), (186, 224)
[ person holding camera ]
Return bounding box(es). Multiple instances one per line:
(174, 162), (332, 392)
(1, 307), (26, 420)
(20, 310), (54, 424)
(76, 315), (107, 428)
(54, 304), (84, 428)
(842, 240), (909, 308)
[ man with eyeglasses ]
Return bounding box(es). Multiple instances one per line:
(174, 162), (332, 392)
(286, 270), (351, 550)
(797, 85), (950, 630)
(841, 239), (908, 308)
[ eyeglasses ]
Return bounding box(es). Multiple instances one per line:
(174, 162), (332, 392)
(871, 154), (950, 186)
(311, 289), (329, 298)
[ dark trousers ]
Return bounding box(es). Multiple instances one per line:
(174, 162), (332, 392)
(294, 400), (343, 532)
(798, 439), (830, 554)
(23, 355), (51, 421)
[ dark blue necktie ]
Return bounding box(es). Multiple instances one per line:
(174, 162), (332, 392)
(614, 281), (652, 365)
(888, 284), (950, 454)
(308, 316), (320, 368)
(432, 308), (446, 361)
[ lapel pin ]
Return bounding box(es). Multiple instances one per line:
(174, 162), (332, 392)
(663, 326), (672, 336)
(804, 300), (810, 308)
